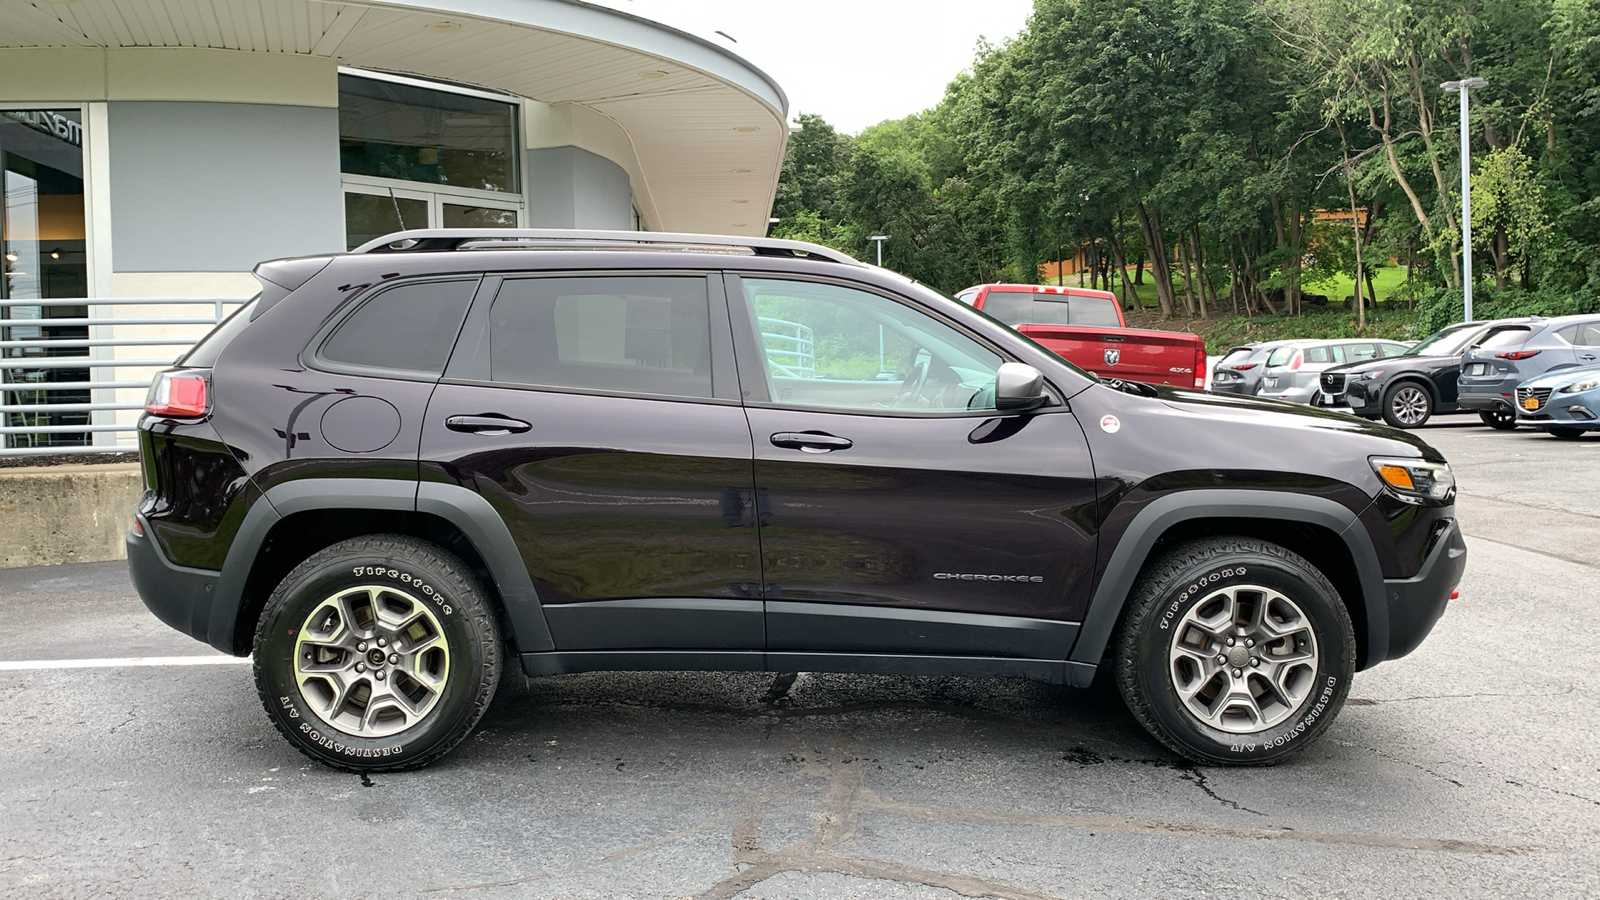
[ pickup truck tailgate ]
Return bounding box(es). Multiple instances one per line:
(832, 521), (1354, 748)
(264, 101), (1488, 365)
(1016, 324), (1206, 388)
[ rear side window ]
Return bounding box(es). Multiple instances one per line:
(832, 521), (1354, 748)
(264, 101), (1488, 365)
(1305, 346), (1332, 364)
(487, 276), (712, 399)
(1346, 343), (1378, 362)
(981, 292), (1121, 328)
(319, 279), (478, 376)
(1378, 342), (1408, 358)
(1578, 323), (1600, 347)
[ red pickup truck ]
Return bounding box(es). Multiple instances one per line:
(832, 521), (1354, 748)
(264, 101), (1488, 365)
(955, 284), (1207, 389)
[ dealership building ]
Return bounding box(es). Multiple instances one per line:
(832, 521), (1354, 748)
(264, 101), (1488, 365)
(0, 0), (789, 453)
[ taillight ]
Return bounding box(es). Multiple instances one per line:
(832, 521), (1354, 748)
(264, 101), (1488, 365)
(1289, 351), (1304, 371)
(145, 371), (209, 418)
(1194, 348), (1207, 389)
(1494, 350), (1541, 360)
(1234, 363), (1258, 371)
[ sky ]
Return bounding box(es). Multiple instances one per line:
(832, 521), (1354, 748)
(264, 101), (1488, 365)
(607, 0), (1038, 134)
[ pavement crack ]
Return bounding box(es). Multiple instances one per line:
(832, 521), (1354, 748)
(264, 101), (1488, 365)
(1178, 766), (1267, 816)
(1504, 778), (1600, 808)
(1361, 746), (1464, 788)
(109, 711), (136, 734)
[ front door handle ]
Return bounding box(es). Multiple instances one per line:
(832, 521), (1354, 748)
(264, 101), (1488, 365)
(445, 414), (532, 435)
(770, 431), (853, 453)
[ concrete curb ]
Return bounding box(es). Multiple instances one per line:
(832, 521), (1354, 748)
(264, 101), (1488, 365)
(0, 464), (143, 569)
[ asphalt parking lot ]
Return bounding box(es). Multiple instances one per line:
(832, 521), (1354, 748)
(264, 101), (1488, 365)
(1, 420), (1597, 899)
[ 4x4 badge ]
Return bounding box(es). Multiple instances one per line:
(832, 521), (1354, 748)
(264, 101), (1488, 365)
(1104, 348), (1121, 366)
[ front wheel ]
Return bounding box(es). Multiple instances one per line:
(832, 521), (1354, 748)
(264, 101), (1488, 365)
(253, 535), (502, 772)
(1382, 382), (1433, 428)
(1478, 409), (1519, 430)
(1114, 537), (1355, 765)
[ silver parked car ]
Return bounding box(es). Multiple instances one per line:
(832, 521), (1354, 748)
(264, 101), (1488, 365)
(1256, 339), (1412, 406)
(1210, 340), (1297, 395)
(1458, 315), (1600, 429)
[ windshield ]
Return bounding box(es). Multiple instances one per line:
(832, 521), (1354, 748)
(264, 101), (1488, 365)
(1406, 324), (1482, 357)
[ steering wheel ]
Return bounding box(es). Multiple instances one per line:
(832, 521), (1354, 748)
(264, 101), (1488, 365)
(893, 348), (931, 409)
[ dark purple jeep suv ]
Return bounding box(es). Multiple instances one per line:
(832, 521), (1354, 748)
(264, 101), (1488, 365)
(127, 229), (1465, 771)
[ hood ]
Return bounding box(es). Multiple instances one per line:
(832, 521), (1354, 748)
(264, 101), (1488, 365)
(1521, 363), (1600, 390)
(1139, 384), (1441, 459)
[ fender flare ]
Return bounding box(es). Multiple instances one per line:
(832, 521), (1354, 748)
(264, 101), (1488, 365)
(1066, 489), (1387, 676)
(207, 478), (554, 655)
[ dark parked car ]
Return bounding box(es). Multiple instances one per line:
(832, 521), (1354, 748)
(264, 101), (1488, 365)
(1321, 318), (1543, 428)
(127, 229), (1465, 772)
(1458, 316), (1600, 428)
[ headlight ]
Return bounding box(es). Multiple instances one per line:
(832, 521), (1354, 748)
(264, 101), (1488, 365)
(1370, 456), (1455, 504)
(1361, 370), (1385, 380)
(1558, 377), (1600, 394)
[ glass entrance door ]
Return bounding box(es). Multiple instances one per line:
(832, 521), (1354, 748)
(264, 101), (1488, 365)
(2, 109), (88, 449)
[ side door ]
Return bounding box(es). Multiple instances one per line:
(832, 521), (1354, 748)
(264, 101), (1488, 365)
(420, 272), (764, 659)
(726, 274), (1101, 668)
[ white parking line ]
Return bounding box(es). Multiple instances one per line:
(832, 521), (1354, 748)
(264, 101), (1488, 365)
(0, 656), (251, 671)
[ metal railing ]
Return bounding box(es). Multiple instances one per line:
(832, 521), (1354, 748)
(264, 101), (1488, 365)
(758, 316), (815, 380)
(1, 297), (243, 457)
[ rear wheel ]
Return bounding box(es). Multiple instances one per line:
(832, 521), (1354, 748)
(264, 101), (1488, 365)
(1548, 426), (1587, 440)
(253, 535), (502, 772)
(1478, 409), (1518, 430)
(1114, 537), (1355, 765)
(1382, 382), (1433, 428)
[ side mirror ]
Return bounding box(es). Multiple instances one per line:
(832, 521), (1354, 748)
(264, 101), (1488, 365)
(995, 362), (1048, 411)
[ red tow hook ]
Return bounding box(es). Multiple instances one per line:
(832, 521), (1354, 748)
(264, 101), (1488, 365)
(1450, 590), (1460, 600)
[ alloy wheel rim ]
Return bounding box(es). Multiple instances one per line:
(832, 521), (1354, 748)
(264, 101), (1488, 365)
(1167, 584), (1320, 734)
(293, 585), (451, 737)
(1392, 387), (1429, 425)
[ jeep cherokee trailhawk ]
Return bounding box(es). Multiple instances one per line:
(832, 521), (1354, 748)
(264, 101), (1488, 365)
(127, 229), (1466, 771)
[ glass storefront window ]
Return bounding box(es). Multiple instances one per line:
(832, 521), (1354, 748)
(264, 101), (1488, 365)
(338, 74), (518, 193)
(2, 110), (88, 449)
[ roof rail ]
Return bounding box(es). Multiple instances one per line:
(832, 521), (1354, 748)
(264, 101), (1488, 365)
(349, 229), (864, 266)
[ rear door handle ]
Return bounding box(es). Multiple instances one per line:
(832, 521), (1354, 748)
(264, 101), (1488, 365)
(445, 414), (531, 435)
(770, 431), (853, 453)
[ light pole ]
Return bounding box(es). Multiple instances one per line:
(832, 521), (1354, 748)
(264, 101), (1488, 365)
(1441, 76), (1487, 322)
(868, 234), (889, 267)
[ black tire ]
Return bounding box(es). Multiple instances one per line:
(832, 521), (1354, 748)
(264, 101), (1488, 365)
(253, 535), (502, 772)
(1478, 409), (1518, 431)
(1381, 380), (1434, 428)
(1548, 426), (1587, 440)
(1113, 537), (1356, 766)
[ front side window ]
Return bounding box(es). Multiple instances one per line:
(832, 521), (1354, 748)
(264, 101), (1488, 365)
(741, 278), (1002, 413)
(488, 277), (712, 399)
(319, 279), (478, 376)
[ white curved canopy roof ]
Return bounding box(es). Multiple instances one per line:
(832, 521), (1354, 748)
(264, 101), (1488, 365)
(0, 0), (789, 235)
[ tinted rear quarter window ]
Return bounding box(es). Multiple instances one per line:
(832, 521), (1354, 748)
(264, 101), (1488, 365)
(319, 279), (478, 375)
(487, 276), (712, 399)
